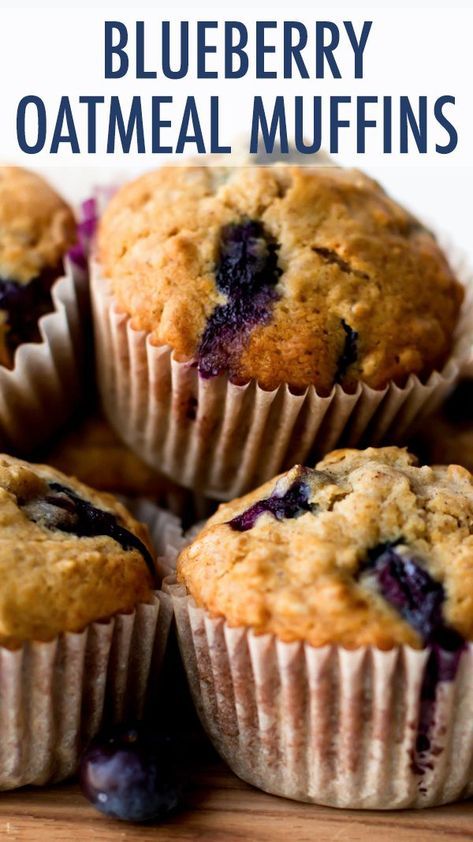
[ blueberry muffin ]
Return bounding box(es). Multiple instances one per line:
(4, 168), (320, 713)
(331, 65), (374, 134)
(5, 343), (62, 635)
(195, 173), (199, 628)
(43, 411), (179, 497)
(0, 453), (155, 647)
(172, 447), (473, 808)
(98, 165), (463, 394)
(0, 167), (77, 369)
(0, 452), (169, 790)
(178, 446), (472, 649)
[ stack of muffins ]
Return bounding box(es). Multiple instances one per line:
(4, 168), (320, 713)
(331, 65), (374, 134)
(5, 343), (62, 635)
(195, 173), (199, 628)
(1, 160), (473, 812)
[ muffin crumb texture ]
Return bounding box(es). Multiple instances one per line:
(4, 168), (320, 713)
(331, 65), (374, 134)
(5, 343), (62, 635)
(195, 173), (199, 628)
(0, 166), (76, 367)
(0, 454), (154, 647)
(98, 165), (463, 393)
(0, 167), (76, 284)
(178, 447), (473, 649)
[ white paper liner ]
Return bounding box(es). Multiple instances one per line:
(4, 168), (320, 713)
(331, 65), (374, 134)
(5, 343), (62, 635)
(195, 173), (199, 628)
(166, 578), (473, 810)
(0, 257), (88, 454)
(91, 236), (473, 500)
(0, 591), (169, 791)
(0, 501), (182, 791)
(124, 497), (190, 583)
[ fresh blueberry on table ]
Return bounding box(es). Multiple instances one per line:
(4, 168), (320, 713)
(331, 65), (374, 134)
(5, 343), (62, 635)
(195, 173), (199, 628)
(80, 724), (183, 823)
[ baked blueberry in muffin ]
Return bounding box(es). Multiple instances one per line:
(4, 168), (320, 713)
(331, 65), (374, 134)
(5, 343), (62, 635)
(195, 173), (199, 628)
(181, 448), (473, 650)
(98, 165), (463, 394)
(198, 219), (282, 379)
(0, 167), (76, 368)
(178, 447), (473, 776)
(0, 453), (155, 647)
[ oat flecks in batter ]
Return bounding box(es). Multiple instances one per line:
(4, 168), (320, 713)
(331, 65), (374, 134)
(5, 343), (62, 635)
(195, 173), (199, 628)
(177, 447), (473, 649)
(0, 167), (76, 367)
(0, 454), (154, 647)
(98, 165), (463, 394)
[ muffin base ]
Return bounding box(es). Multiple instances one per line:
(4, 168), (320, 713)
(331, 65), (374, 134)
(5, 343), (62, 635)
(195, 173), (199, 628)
(0, 590), (171, 791)
(0, 257), (88, 454)
(91, 236), (473, 500)
(166, 579), (473, 810)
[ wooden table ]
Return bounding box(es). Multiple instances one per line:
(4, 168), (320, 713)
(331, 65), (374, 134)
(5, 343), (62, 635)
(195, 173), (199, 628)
(1, 409), (471, 841)
(2, 644), (472, 842)
(1, 759), (472, 841)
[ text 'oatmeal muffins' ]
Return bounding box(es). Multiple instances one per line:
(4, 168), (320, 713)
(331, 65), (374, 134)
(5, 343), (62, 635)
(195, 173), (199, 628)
(169, 447), (473, 809)
(0, 167), (88, 453)
(93, 163), (472, 498)
(0, 454), (168, 790)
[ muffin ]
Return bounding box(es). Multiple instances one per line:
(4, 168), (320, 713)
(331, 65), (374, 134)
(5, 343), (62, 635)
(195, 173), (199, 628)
(0, 167), (77, 366)
(0, 453), (167, 790)
(0, 167), (89, 453)
(42, 410), (216, 523)
(92, 164), (470, 499)
(168, 447), (473, 808)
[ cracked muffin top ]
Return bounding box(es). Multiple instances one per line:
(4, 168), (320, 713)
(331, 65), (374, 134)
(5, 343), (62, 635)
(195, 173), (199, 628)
(0, 166), (77, 368)
(98, 164), (463, 394)
(177, 447), (473, 650)
(0, 454), (155, 647)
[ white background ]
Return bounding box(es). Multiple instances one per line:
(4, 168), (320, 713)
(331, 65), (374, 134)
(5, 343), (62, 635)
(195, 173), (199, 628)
(1, 2), (472, 260)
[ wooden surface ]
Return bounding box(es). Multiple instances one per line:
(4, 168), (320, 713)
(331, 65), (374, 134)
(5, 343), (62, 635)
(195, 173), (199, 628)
(1, 619), (472, 841)
(1, 760), (472, 842)
(1, 409), (470, 841)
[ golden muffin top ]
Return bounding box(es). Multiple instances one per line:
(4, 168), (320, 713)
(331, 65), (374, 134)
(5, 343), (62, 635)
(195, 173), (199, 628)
(0, 167), (76, 284)
(178, 447), (473, 650)
(98, 164), (463, 394)
(0, 454), (155, 648)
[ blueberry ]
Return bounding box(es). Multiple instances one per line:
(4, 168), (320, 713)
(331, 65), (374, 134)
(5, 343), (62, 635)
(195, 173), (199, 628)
(80, 724), (182, 823)
(361, 545), (464, 649)
(0, 265), (61, 360)
(361, 543), (466, 776)
(20, 481), (155, 576)
(229, 474), (313, 531)
(335, 320), (358, 382)
(198, 220), (281, 380)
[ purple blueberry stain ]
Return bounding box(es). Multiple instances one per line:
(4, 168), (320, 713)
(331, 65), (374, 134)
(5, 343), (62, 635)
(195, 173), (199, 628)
(20, 481), (155, 577)
(229, 472), (313, 532)
(361, 544), (465, 780)
(68, 197), (98, 270)
(412, 638), (465, 777)
(198, 220), (282, 380)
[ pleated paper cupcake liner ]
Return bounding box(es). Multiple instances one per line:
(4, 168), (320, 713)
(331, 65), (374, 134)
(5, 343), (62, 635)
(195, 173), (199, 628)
(91, 233), (473, 501)
(0, 592), (170, 791)
(124, 497), (190, 583)
(166, 578), (473, 810)
(0, 500), (185, 791)
(0, 258), (89, 455)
